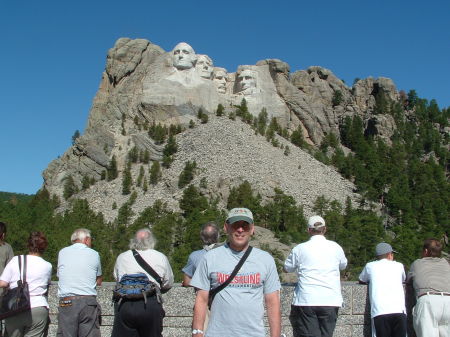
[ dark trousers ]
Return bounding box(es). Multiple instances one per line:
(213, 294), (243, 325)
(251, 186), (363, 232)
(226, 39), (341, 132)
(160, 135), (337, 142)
(111, 296), (165, 337)
(289, 305), (339, 337)
(373, 313), (407, 337)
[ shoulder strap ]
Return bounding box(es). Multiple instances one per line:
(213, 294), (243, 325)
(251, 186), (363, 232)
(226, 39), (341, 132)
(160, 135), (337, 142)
(131, 249), (162, 287)
(18, 255), (22, 282)
(22, 255), (27, 283)
(210, 246), (253, 297)
(17, 255), (27, 285)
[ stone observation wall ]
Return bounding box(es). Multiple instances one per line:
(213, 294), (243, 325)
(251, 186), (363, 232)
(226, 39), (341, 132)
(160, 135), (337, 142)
(47, 282), (372, 337)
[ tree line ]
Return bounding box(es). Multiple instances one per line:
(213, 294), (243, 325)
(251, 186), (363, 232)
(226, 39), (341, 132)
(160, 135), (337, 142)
(0, 90), (448, 282)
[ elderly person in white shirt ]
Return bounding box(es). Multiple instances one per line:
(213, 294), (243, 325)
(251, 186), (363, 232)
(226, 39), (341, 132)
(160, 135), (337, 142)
(112, 228), (173, 337)
(284, 215), (347, 337)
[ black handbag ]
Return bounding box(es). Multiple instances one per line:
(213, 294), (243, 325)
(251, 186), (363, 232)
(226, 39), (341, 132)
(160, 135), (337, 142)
(0, 255), (31, 319)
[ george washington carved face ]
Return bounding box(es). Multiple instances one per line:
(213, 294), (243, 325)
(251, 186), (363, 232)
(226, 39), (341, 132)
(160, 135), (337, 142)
(172, 42), (197, 70)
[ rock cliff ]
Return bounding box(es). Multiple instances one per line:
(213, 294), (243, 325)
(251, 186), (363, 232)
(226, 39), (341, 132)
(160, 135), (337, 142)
(42, 38), (402, 221)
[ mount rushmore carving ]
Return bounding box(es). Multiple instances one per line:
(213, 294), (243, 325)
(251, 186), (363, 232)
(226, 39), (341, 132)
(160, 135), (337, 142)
(42, 37), (401, 218)
(141, 41), (289, 125)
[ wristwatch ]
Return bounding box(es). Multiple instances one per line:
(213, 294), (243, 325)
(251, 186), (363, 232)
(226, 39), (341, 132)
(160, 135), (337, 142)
(192, 329), (204, 335)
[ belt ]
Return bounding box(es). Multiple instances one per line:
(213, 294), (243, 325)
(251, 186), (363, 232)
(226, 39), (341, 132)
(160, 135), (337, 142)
(418, 291), (450, 298)
(60, 295), (96, 301)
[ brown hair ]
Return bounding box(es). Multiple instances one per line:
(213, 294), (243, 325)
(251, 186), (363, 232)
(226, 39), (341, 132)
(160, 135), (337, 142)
(309, 226), (326, 235)
(423, 238), (442, 257)
(28, 232), (48, 254)
(0, 222), (7, 236)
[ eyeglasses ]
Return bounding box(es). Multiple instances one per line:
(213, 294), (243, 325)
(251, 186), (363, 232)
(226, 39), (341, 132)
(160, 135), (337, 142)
(228, 221), (252, 231)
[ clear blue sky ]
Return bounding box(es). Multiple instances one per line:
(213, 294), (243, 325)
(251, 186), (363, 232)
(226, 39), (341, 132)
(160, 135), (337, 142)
(1, 0), (449, 195)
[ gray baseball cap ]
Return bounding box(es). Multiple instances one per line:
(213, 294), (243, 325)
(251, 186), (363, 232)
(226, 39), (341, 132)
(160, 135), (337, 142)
(226, 208), (254, 224)
(375, 242), (397, 256)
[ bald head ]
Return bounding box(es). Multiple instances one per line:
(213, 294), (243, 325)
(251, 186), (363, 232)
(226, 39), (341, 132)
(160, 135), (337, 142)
(129, 228), (156, 250)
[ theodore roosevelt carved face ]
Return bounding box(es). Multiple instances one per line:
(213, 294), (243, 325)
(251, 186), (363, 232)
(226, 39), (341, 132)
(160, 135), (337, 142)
(172, 42), (197, 70)
(196, 54), (213, 79)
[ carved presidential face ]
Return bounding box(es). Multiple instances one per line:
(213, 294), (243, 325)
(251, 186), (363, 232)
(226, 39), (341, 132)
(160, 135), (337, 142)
(172, 42), (196, 70)
(237, 69), (257, 93)
(196, 55), (213, 79)
(213, 69), (227, 93)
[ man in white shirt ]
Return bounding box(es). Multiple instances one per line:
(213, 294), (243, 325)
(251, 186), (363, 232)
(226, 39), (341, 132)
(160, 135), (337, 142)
(284, 215), (347, 337)
(112, 228), (173, 337)
(359, 242), (406, 337)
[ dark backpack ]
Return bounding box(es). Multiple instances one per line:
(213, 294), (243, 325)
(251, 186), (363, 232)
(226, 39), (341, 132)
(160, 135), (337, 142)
(112, 273), (160, 306)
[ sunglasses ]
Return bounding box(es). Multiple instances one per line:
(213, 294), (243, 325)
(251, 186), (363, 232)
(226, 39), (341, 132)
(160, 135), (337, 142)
(228, 221), (252, 231)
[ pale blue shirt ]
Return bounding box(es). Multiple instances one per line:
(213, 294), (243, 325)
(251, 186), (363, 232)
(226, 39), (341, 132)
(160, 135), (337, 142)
(57, 243), (102, 297)
(182, 246), (215, 277)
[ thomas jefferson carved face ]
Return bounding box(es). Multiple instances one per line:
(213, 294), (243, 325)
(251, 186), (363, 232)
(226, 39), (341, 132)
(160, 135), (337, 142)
(237, 69), (257, 94)
(213, 68), (227, 94)
(196, 55), (213, 79)
(172, 42), (196, 70)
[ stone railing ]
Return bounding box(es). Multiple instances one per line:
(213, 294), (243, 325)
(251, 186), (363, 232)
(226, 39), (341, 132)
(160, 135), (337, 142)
(46, 282), (378, 337)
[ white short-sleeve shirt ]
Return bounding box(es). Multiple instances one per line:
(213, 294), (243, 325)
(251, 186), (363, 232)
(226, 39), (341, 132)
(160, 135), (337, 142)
(359, 259), (406, 317)
(0, 255), (52, 308)
(284, 235), (347, 306)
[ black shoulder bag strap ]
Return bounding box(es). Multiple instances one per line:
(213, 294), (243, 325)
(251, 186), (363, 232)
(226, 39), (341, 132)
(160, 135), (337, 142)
(131, 249), (163, 287)
(208, 246), (253, 309)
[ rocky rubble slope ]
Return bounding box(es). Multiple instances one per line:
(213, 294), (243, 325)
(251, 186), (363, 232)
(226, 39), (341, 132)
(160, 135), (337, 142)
(66, 115), (359, 223)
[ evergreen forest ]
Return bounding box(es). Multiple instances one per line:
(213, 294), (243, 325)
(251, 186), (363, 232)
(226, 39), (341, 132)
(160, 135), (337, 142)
(0, 90), (448, 282)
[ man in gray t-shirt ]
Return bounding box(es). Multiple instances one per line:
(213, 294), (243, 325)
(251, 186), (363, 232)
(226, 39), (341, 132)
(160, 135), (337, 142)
(190, 208), (281, 337)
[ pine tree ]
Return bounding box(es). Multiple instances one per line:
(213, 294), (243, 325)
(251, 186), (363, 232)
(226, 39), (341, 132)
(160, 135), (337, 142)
(137, 166), (145, 187)
(178, 161), (197, 188)
(197, 107), (204, 119)
(149, 161), (161, 185)
(227, 181), (262, 222)
(257, 108), (268, 135)
(163, 135), (178, 156)
(216, 104), (224, 116)
(63, 175), (78, 200)
(179, 185), (208, 216)
(142, 150), (150, 164)
(142, 177), (148, 193)
(148, 123), (166, 144)
(291, 126), (306, 148)
(122, 162), (132, 195)
(71, 130), (80, 145)
(128, 146), (139, 163)
(332, 90), (343, 106)
(81, 176), (90, 190)
(107, 156), (118, 181)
